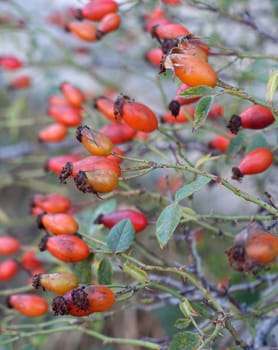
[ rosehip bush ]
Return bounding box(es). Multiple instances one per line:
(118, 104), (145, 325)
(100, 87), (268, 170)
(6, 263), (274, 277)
(0, 1), (278, 350)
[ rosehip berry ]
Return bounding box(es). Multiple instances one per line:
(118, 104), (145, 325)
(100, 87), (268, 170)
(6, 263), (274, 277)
(74, 169), (119, 194)
(32, 272), (79, 295)
(52, 285), (115, 316)
(76, 125), (113, 156)
(145, 47), (164, 67)
(38, 213), (79, 235)
(151, 23), (190, 40)
(39, 234), (90, 263)
(47, 105), (82, 127)
(20, 250), (43, 272)
(94, 96), (116, 121)
(96, 209), (148, 233)
(7, 294), (48, 317)
(96, 12), (121, 40)
(0, 55), (22, 70)
(227, 105), (274, 134)
(100, 121), (137, 144)
(60, 82), (85, 108)
(45, 154), (80, 175)
(38, 123), (68, 143)
(162, 106), (194, 123)
(0, 259), (19, 281)
(0, 236), (20, 255)
(209, 133), (234, 153)
(31, 193), (71, 214)
(67, 21), (97, 42)
(8, 75), (31, 89)
(246, 231), (278, 264)
(232, 147), (273, 180)
(78, 0), (118, 22)
(114, 96), (158, 132)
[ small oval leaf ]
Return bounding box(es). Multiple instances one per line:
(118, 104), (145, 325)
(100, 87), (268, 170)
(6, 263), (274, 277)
(156, 203), (183, 248)
(106, 219), (135, 253)
(179, 85), (216, 98)
(169, 331), (201, 350)
(266, 69), (278, 103)
(98, 257), (112, 285)
(193, 95), (214, 131)
(175, 176), (210, 202)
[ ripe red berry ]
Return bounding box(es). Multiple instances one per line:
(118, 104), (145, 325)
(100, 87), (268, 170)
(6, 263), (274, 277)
(47, 105), (82, 127)
(228, 105), (275, 134)
(20, 250), (43, 272)
(232, 148), (274, 180)
(76, 125), (113, 156)
(38, 213), (79, 235)
(0, 55), (22, 70)
(0, 259), (19, 281)
(100, 121), (137, 144)
(60, 82), (85, 108)
(31, 193), (71, 214)
(246, 231), (278, 264)
(0, 236), (20, 255)
(45, 154), (80, 175)
(52, 285), (115, 316)
(67, 21), (97, 42)
(32, 272), (79, 295)
(96, 209), (148, 233)
(96, 12), (121, 39)
(38, 123), (68, 143)
(162, 106), (194, 123)
(151, 23), (190, 40)
(8, 75), (31, 89)
(94, 96), (116, 121)
(8, 294), (48, 317)
(145, 47), (164, 67)
(115, 96), (158, 132)
(78, 0), (118, 22)
(39, 234), (90, 263)
(209, 133), (234, 153)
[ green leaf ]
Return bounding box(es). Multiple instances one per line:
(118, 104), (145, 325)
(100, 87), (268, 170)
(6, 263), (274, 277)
(179, 85), (216, 98)
(190, 301), (212, 318)
(169, 332), (201, 350)
(156, 203), (183, 248)
(175, 176), (210, 202)
(226, 131), (245, 155)
(266, 69), (278, 103)
(174, 319), (191, 330)
(193, 95), (214, 131)
(74, 253), (94, 284)
(98, 258), (112, 284)
(106, 219), (135, 253)
(246, 132), (269, 153)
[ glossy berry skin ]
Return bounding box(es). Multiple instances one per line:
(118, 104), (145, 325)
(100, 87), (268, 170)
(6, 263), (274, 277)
(145, 47), (164, 67)
(100, 121), (136, 144)
(96, 209), (148, 233)
(96, 13), (121, 39)
(170, 54), (218, 87)
(67, 21), (97, 42)
(94, 96), (116, 121)
(107, 146), (125, 164)
(246, 231), (278, 264)
(0, 236), (20, 255)
(0, 259), (19, 281)
(20, 250), (43, 272)
(60, 82), (85, 108)
(59, 156), (121, 184)
(0, 55), (22, 70)
(76, 125), (113, 156)
(74, 169), (119, 194)
(228, 105), (274, 134)
(39, 213), (79, 235)
(32, 272), (79, 295)
(210, 133), (234, 153)
(152, 23), (190, 40)
(8, 294), (48, 317)
(39, 234), (90, 263)
(79, 0), (118, 22)
(46, 154), (80, 175)
(38, 123), (68, 143)
(116, 98), (158, 132)
(31, 193), (71, 214)
(232, 147), (273, 180)
(47, 105), (82, 127)
(52, 285), (115, 316)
